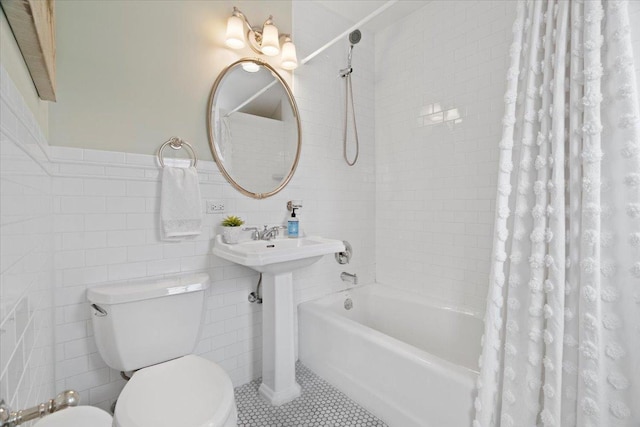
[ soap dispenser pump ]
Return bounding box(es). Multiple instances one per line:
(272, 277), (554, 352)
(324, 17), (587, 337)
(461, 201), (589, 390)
(286, 200), (302, 238)
(288, 208), (299, 238)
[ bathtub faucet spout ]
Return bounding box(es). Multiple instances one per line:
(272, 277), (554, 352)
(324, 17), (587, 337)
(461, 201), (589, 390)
(340, 272), (358, 285)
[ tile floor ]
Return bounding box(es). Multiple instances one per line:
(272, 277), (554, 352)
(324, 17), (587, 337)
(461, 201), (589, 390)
(234, 362), (387, 426)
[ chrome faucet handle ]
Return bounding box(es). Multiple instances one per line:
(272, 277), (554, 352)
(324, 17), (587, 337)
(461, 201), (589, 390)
(272, 225), (288, 237)
(242, 227), (260, 240)
(335, 240), (352, 265)
(261, 225), (280, 240)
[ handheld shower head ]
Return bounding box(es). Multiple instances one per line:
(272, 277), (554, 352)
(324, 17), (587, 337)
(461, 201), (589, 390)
(340, 30), (362, 78)
(349, 29), (362, 45)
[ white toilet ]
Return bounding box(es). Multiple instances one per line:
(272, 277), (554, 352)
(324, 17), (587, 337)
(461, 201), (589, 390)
(87, 273), (237, 427)
(34, 406), (112, 427)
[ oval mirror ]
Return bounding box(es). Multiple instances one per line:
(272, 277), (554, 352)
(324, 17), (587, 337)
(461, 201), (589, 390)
(207, 58), (301, 199)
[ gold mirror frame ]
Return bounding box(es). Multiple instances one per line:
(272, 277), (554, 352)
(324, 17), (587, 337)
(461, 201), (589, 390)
(206, 58), (302, 199)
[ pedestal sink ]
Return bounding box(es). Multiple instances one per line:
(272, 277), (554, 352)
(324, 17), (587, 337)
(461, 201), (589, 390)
(213, 235), (345, 405)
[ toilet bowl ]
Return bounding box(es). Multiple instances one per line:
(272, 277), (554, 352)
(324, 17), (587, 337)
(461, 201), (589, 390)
(87, 273), (237, 427)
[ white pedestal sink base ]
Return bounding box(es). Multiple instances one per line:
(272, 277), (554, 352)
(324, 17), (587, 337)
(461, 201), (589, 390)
(258, 381), (302, 406)
(212, 235), (346, 406)
(259, 272), (301, 406)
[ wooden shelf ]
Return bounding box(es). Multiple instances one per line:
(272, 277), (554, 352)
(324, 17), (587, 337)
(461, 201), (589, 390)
(1, 0), (56, 101)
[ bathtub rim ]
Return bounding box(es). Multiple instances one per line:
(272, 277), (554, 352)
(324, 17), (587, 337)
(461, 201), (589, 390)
(338, 282), (484, 318)
(298, 283), (482, 377)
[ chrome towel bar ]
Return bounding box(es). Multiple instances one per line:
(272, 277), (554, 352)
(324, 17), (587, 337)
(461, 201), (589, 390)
(157, 136), (198, 168)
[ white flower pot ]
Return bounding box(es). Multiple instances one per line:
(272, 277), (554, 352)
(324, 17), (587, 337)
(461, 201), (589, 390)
(222, 226), (241, 244)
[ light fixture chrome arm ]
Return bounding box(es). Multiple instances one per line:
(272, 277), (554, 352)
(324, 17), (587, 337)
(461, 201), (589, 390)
(0, 390), (79, 427)
(228, 7), (276, 55)
(230, 7), (250, 29)
(231, 8), (268, 40)
(224, 7), (298, 69)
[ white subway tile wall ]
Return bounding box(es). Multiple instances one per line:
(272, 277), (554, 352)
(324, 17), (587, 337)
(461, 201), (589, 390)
(375, 0), (640, 313)
(3, 2), (375, 412)
(375, 0), (518, 313)
(0, 66), (56, 412)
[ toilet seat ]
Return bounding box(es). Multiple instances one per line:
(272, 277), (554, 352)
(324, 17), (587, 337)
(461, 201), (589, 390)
(34, 406), (112, 427)
(114, 354), (237, 427)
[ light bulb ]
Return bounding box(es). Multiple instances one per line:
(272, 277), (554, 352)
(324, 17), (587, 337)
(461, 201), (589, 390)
(280, 38), (298, 70)
(225, 15), (245, 49)
(242, 61), (260, 73)
(261, 23), (280, 56)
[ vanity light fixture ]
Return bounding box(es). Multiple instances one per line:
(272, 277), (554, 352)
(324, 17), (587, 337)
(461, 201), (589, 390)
(280, 36), (298, 71)
(224, 7), (298, 70)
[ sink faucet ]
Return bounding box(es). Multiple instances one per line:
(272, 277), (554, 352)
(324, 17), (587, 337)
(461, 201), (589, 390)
(243, 227), (260, 240)
(260, 225), (284, 240)
(244, 225), (285, 241)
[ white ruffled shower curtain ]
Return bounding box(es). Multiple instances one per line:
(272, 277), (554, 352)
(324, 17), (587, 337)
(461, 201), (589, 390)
(474, 1), (640, 426)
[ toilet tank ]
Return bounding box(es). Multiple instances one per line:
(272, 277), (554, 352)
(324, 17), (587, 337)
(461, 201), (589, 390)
(87, 273), (210, 372)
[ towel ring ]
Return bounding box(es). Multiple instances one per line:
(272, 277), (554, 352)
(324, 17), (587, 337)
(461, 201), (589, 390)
(157, 137), (198, 168)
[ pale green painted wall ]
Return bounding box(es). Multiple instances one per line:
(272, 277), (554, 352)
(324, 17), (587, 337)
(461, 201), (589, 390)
(49, 0), (292, 160)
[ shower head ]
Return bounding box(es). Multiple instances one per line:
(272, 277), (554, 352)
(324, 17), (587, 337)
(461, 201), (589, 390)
(340, 30), (362, 77)
(349, 29), (362, 45)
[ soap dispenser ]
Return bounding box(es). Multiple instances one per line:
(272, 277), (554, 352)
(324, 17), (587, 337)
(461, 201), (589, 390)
(286, 200), (302, 238)
(288, 208), (299, 238)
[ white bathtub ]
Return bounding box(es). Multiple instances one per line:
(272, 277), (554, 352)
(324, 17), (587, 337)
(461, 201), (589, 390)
(298, 285), (483, 427)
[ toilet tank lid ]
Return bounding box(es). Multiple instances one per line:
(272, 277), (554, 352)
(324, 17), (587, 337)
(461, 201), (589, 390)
(87, 273), (210, 305)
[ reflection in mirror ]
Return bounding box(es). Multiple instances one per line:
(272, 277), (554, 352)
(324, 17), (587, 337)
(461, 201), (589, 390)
(207, 58), (301, 199)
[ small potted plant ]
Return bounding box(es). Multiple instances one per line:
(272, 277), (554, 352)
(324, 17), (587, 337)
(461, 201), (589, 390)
(221, 215), (244, 244)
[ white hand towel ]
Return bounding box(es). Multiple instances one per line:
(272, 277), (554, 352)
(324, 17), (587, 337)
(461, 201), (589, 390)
(160, 166), (202, 239)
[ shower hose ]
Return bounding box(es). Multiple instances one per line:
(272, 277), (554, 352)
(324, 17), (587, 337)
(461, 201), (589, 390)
(343, 73), (359, 166)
